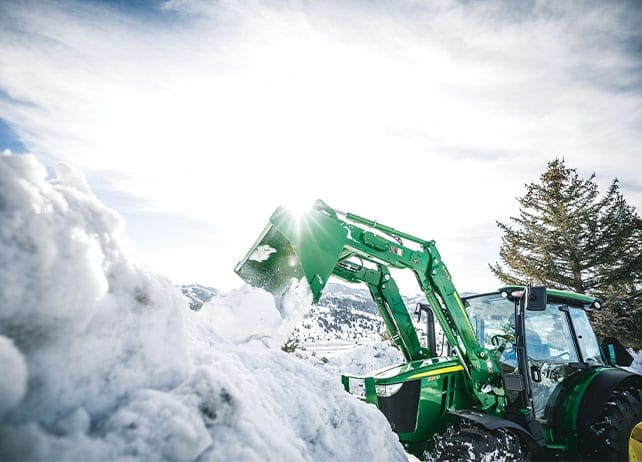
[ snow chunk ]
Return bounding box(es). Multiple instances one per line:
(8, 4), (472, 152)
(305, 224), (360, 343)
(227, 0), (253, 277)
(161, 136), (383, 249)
(248, 244), (277, 262)
(195, 278), (311, 349)
(276, 277), (313, 343)
(195, 285), (283, 347)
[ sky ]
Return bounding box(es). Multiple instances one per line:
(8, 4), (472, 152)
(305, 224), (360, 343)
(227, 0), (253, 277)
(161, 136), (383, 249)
(1, 0), (641, 295)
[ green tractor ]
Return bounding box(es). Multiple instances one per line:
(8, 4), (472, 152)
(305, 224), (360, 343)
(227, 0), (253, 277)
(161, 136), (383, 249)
(235, 200), (642, 460)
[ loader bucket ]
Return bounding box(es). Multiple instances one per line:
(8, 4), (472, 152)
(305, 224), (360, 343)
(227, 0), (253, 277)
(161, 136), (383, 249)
(235, 204), (348, 303)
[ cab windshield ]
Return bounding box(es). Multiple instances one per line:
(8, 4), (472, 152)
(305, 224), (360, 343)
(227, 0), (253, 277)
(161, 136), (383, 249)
(464, 292), (604, 366)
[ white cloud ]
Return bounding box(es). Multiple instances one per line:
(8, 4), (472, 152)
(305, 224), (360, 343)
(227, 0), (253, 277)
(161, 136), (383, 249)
(0, 336), (27, 418)
(0, 0), (640, 293)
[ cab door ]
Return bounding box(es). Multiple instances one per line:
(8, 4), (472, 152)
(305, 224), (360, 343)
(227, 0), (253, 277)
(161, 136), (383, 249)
(525, 304), (581, 420)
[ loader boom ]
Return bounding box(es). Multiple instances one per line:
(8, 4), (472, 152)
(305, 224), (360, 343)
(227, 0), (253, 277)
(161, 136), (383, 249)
(235, 200), (503, 411)
(236, 200), (642, 460)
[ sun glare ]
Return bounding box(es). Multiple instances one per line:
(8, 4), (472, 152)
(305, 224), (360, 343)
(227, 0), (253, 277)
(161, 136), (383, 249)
(285, 198), (315, 219)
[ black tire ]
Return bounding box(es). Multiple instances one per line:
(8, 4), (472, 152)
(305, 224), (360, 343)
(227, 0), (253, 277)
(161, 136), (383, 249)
(431, 425), (526, 461)
(579, 387), (642, 461)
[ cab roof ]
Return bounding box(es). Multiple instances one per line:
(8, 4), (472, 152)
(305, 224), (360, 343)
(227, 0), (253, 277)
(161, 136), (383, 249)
(463, 285), (598, 308)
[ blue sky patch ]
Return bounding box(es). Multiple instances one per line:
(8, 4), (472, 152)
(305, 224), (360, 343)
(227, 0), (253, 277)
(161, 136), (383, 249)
(0, 118), (26, 153)
(86, 0), (187, 23)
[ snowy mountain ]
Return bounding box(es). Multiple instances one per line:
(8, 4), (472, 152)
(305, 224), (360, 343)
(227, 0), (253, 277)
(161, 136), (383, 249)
(291, 302), (385, 345)
(179, 284), (219, 310)
(318, 282), (379, 314)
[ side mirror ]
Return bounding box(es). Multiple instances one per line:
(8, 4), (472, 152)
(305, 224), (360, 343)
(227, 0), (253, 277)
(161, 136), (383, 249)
(589, 299), (603, 310)
(524, 285), (547, 311)
(601, 337), (634, 367)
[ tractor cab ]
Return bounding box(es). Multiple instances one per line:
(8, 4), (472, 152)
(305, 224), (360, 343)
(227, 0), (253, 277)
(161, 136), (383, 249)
(463, 288), (604, 421)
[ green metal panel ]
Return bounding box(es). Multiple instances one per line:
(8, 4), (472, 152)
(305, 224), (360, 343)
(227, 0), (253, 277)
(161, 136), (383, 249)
(555, 367), (608, 457)
(342, 357), (471, 459)
(235, 205), (348, 302)
(234, 223), (304, 296)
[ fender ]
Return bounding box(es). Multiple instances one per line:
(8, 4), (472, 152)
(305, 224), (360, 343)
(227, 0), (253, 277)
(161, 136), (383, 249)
(449, 409), (544, 448)
(576, 368), (642, 429)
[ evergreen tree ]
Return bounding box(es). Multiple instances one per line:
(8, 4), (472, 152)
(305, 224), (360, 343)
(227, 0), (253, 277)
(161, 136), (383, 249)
(491, 159), (642, 348)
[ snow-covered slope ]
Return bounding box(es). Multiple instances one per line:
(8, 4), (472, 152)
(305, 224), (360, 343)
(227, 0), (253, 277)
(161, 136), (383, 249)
(0, 153), (407, 461)
(180, 283), (219, 311)
(318, 282), (379, 314)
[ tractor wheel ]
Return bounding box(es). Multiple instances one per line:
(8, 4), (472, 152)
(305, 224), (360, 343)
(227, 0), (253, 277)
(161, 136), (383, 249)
(579, 387), (642, 461)
(431, 426), (525, 461)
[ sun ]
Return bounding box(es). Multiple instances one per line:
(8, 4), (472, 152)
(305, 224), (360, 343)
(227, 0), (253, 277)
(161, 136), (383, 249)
(284, 197), (316, 218)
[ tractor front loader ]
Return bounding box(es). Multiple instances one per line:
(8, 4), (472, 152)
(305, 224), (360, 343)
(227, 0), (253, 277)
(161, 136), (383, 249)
(235, 200), (642, 460)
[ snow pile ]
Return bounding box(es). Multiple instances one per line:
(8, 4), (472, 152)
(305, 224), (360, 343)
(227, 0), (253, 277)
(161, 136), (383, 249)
(188, 278), (311, 350)
(0, 153), (407, 461)
(183, 325), (406, 461)
(629, 350), (642, 375)
(0, 155), (191, 427)
(300, 341), (404, 378)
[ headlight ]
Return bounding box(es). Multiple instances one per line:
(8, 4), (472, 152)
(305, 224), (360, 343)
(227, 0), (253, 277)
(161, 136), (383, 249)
(375, 382), (403, 397)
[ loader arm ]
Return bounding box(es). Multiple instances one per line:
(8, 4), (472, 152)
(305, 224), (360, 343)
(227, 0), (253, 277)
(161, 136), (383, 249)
(235, 200), (503, 411)
(332, 260), (427, 361)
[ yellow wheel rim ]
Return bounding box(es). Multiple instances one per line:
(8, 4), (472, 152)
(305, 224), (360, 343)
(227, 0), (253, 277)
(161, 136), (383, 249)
(631, 422), (642, 462)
